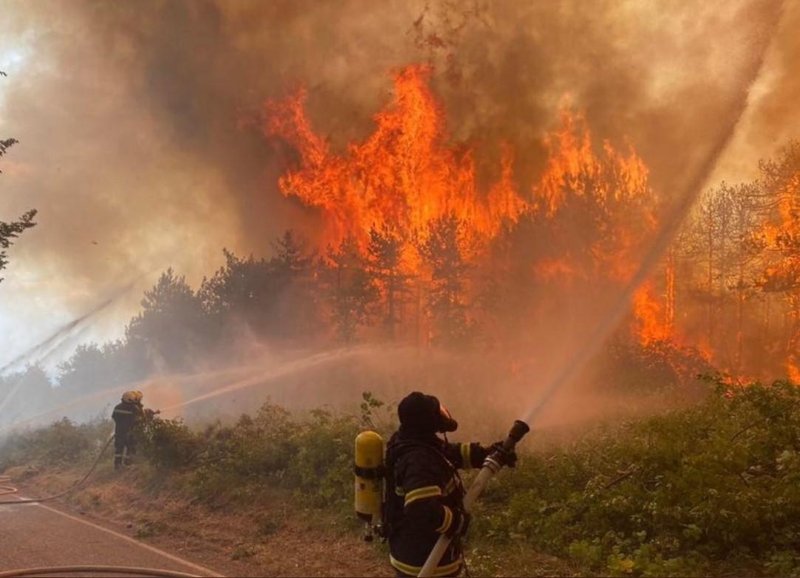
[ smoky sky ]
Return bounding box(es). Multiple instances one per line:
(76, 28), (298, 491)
(0, 0), (796, 366)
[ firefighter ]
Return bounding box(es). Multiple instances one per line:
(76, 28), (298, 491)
(111, 390), (145, 469)
(384, 391), (517, 577)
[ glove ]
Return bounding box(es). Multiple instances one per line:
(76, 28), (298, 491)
(489, 441), (518, 468)
(445, 508), (471, 538)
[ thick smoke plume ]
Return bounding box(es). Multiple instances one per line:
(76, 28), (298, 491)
(0, 0), (795, 421)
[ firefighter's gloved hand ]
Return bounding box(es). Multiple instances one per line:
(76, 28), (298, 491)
(446, 508), (471, 538)
(490, 441), (518, 468)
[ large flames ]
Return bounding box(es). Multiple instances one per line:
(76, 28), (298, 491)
(265, 65), (526, 258)
(263, 64), (719, 366)
(265, 65), (657, 277)
(759, 170), (800, 381)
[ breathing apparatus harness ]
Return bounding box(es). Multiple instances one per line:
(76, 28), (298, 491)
(354, 391), (529, 577)
(354, 393), (461, 542)
(382, 435), (466, 539)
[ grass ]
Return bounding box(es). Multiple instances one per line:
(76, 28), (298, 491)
(3, 382), (800, 576)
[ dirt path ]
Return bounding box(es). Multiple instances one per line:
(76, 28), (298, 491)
(0, 496), (221, 575)
(6, 466), (391, 577)
(3, 463), (577, 577)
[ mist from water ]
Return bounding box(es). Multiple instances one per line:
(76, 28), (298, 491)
(0, 0), (792, 449)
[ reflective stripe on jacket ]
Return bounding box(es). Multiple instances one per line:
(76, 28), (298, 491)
(112, 400), (143, 436)
(385, 430), (490, 575)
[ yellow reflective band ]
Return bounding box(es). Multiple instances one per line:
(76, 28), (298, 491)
(404, 485), (442, 506)
(390, 555), (462, 577)
(113, 410), (134, 415)
(460, 443), (471, 469)
(435, 505), (453, 534)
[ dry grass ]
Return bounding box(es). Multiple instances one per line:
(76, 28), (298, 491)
(19, 464), (391, 577)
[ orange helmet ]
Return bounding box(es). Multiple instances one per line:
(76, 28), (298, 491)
(121, 390), (143, 404)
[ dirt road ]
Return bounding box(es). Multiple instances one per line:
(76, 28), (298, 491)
(0, 496), (222, 576)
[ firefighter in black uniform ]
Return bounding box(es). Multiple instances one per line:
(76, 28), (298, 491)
(384, 391), (517, 577)
(112, 390), (145, 470)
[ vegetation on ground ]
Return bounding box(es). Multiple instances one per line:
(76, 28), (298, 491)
(3, 380), (800, 576)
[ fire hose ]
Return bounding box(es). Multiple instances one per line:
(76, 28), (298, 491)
(418, 420), (530, 577)
(0, 566), (202, 578)
(0, 431), (115, 504)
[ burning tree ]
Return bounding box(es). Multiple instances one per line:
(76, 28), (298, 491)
(323, 236), (379, 344)
(264, 64), (663, 354)
(417, 214), (473, 346)
(753, 142), (800, 381)
(366, 225), (411, 340)
(51, 62), (800, 401)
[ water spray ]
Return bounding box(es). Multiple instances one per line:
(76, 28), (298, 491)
(0, 279), (141, 418)
(419, 3), (784, 575)
(520, 1), (784, 427)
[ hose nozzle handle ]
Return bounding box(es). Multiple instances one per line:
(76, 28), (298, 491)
(486, 420), (530, 471)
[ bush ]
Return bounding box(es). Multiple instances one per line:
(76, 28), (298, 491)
(10, 384), (800, 576)
(187, 403), (361, 510)
(139, 416), (201, 471)
(475, 378), (800, 576)
(0, 417), (111, 471)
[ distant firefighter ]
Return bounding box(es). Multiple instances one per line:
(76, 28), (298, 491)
(111, 390), (146, 470)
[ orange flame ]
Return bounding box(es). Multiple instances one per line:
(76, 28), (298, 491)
(266, 64), (667, 347)
(264, 65), (527, 258)
(632, 282), (672, 345)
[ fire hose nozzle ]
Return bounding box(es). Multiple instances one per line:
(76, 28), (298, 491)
(506, 419), (530, 446)
(485, 419), (531, 471)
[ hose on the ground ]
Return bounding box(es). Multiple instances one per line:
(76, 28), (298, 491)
(0, 566), (202, 577)
(0, 431), (115, 504)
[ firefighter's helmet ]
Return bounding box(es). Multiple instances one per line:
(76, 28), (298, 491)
(122, 390), (144, 404)
(398, 391), (458, 434)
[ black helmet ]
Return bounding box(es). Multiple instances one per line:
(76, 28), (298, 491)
(398, 391), (458, 434)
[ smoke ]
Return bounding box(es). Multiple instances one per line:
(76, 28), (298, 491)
(713, 0), (800, 181)
(0, 0), (795, 387)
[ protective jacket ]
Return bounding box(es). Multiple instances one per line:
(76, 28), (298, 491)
(112, 400), (144, 467)
(112, 400), (143, 434)
(385, 429), (490, 577)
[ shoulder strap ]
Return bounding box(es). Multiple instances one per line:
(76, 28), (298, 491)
(387, 439), (456, 472)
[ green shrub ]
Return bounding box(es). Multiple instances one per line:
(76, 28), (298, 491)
(0, 417), (111, 470)
(139, 416), (201, 471)
(476, 378), (800, 576)
(8, 383), (800, 576)
(187, 403), (359, 510)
